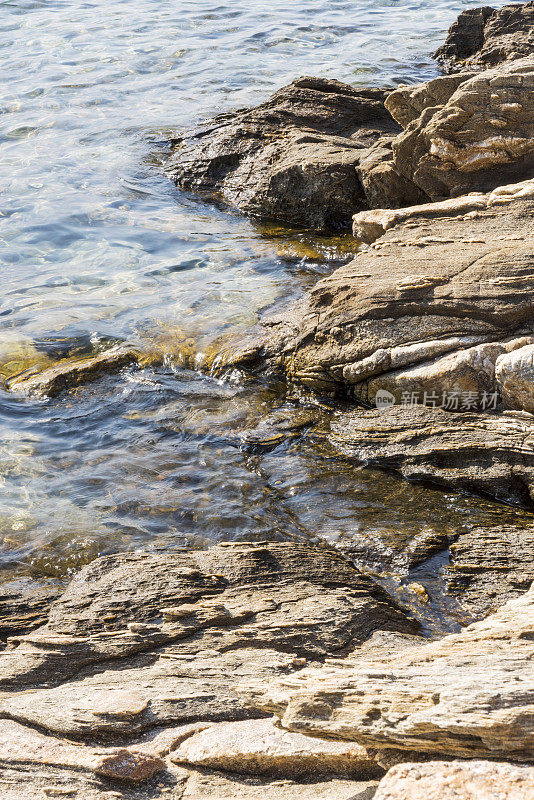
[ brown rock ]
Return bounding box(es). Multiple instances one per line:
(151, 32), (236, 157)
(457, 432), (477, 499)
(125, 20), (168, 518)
(392, 57), (534, 200)
(328, 405), (534, 507)
(171, 718), (380, 779)
(374, 760), (534, 800)
(167, 77), (400, 231)
(6, 346), (139, 398)
(240, 586), (534, 762)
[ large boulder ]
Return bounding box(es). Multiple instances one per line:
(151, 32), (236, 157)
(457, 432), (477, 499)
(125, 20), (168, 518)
(167, 77), (402, 230)
(392, 57), (534, 200)
(434, 2), (534, 73)
(240, 585), (534, 762)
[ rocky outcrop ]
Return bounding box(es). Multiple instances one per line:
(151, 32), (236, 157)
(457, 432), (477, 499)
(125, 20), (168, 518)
(434, 2), (534, 73)
(5, 345), (139, 398)
(391, 57), (534, 201)
(240, 585), (534, 762)
(212, 188), (534, 402)
(328, 405), (534, 507)
(374, 760), (534, 800)
(446, 524), (534, 616)
(167, 77), (404, 230)
(0, 542), (418, 796)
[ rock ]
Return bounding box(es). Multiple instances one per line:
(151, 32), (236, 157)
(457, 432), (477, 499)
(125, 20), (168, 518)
(385, 74), (476, 129)
(167, 77), (401, 230)
(240, 586), (534, 762)
(392, 57), (534, 200)
(212, 190), (534, 405)
(353, 177), (534, 244)
(171, 717), (381, 779)
(0, 542), (417, 797)
(0, 577), (62, 642)
(434, 2), (534, 73)
(0, 543), (417, 732)
(0, 719), (164, 782)
(328, 405), (534, 507)
(356, 138), (428, 210)
(359, 55), (534, 206)
(446, 524), (534, 616)
(6, 346), (139, 398)
(374, 760), (534, 800)
(353, 336), (534, 409)
(176, 768), (380, 799)
(496, 343), (534, 412)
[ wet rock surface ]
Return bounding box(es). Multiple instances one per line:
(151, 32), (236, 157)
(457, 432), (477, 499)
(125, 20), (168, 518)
(241, 586), (534, 763)
(167, 77), (401, 230)
(434, 1), (534, 73)
(5, 345), (139, 398)
(328, 405), (534, 508)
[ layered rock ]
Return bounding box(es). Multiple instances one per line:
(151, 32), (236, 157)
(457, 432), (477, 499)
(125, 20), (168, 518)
(167, 77), (404, 230)
(0, 542), (418, 796)
(374, 760), (534, 800)
(328, 405), (534, 507)
(434, 2), (534, 73)
(212, 189), (534, 404)
(446, 524), (534, 616)
(391, 57), (534, 200)
(240, 585), (534, 762)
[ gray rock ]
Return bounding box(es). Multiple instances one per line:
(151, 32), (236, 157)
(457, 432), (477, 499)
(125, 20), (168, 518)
(167, 77), (400, 230)
(0, 542), (419, 796)
(434, 2), (534, 73)
(328, 405), (534, 508)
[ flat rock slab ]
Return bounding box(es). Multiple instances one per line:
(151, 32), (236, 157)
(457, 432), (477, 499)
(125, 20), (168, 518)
(374, 760), (534, 800)
(171, 718), (380, 779)
(328, 405), (534, 508)
(240, 586), (534, 762)
(175, 768), (380, 800)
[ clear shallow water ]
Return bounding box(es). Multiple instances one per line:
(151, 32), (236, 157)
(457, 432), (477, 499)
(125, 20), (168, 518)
(0, 0), (526, 631)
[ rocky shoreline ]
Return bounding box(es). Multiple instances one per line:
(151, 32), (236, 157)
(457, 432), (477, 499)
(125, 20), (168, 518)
(2, 4), (534, 799)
